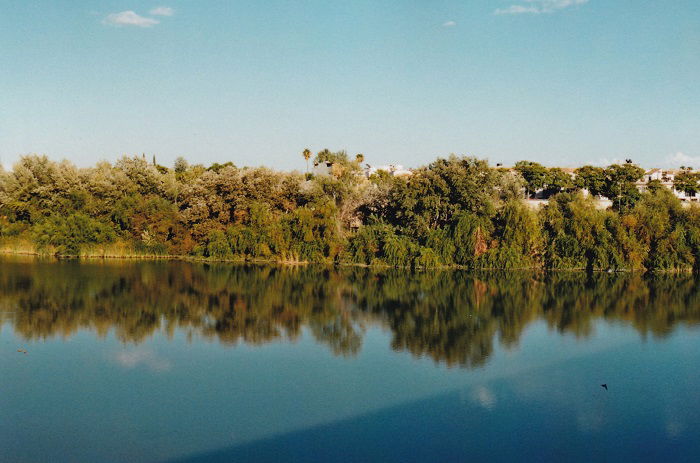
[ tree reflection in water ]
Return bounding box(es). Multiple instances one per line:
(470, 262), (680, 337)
(1, 257), (699, 368)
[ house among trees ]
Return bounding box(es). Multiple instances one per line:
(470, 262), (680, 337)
(308, 149), (367, 178)
(363, 164), (413, 178)
(508, 160), (700, 204)
(312, 161), (335, 177)
(635, 168), (699, 201)
(313, 160), (414, 179)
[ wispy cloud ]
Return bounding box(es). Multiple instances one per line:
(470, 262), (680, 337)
(495, 0), (589, 15)
(593, 152), (698, 169)
(471, 386), (497, 409)
(667, 152), (700, 168)
(103, 10), (159, 27)
(443, 20), (457, 27)
(150, 6), (174, 17)
(495, 5), (540, 15)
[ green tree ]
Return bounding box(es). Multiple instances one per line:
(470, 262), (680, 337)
(174, 157), (189, 174)
(540, 192), (623, 271)
(315, 149), (349, 165)
(574, 165), (606, 197)
(385, 156), (498, 239)
(603, 163), (645, 212)
(32, 213), (115, 255)
(646, 179), (664, 194)
(673, 170), (699, 197)
(514, 161), (548, 198)
(545, 168), (573, 196)
(302, 148), (312, 173)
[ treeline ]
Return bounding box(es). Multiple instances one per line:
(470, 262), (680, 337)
(1, 152), (700, 271)
(2, 258), (699, 367)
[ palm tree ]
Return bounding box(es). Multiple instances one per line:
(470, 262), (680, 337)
(303, 148), (312, 173)
(355, 153), (364, 165)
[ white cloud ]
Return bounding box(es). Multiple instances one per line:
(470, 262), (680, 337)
(592, 152), (700, 169)
(150, 6), (174, 17)
(666, 152), (700, 168)
(115, 349), (171, 372)
(495, 0), (589, 15)
(443, 20), (457, 27)
(495, 5), (540, 15)
(103, 10), (159, 27)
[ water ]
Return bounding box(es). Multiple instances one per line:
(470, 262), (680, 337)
(1, 256), (699, 462)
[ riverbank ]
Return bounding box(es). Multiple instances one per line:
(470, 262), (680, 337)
(3, 154), (700, 273)
(2, 244), (693, 273)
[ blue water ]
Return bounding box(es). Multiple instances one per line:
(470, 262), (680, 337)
(0, 258), (699, 462)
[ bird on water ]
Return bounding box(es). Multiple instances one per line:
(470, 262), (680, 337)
(601, 384), (608, 391)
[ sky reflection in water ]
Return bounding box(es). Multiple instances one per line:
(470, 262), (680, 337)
(0, 257), (699, 462)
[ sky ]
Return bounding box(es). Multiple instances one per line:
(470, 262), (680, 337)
(1, 0), (699, 171)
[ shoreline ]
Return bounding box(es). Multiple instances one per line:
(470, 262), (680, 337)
(2, 248), (692, 273)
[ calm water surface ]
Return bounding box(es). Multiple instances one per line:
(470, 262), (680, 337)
(1, 256), (699, 462)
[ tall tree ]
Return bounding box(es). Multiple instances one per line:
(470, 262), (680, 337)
(302, 148), (312, 173)
(603, 163), (645, 212)
(673, 170), (699, 197)
(174, 157), (189, 175)
(514, 161), (548, 198)
(574, 165), (606, 197)
(545, 168), (573, 196)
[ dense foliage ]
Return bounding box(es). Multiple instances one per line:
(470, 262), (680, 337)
(2, 152), (700, 271)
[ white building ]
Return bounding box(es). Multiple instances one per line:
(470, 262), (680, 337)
(636, 169), (698, 201)
(312, 161), (334, 177)
(364, 164), (412, 178)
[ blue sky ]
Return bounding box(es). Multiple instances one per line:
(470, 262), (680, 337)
(1, 0), (699, 171)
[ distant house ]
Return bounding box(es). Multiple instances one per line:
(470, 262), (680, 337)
(643, 168), (665, 183)
(312, 161), (334, 177)
(500, 166), (576, 200)
(636, 169), (698, 201)
(364, 164), (412, 178)
(499, 164), (699, 203)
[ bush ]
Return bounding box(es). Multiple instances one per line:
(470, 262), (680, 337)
(32, 213), (115, 256)
(207, 230), (232, 259)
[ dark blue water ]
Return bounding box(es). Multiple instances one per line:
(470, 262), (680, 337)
(1, 257), (699, 462)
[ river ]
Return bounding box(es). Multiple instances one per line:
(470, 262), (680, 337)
(1, 256), (699, 462)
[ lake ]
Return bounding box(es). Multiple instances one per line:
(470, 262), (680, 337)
(1, 256), (699, 462)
